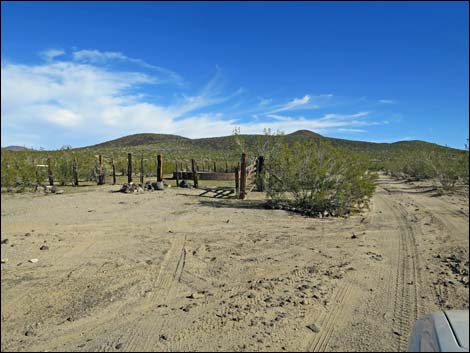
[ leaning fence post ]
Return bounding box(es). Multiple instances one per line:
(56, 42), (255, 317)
(239, 153), (247, 199)
(127, 153), (132, 183)
(111, 158), (116, 185)
(191, 159), (199, 188)
(256, 156), (265, 192)
(213, 161), (217, 172)
(72, 158), (79, 186)
(47, 158), (54, 186)
(157, 154), (163, 182)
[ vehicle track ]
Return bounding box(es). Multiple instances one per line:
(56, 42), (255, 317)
(306, 281), (353, 352)
(120, 233), (187, 351)
(376, 186), (422, 352)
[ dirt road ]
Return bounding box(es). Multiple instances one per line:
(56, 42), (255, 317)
(1, 176), (468, 352)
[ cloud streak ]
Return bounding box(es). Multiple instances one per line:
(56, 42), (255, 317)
(1, 48), (391, 148)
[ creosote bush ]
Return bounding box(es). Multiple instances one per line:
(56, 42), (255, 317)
(265, 141), (377, 217)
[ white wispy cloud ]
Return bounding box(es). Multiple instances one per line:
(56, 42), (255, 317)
(72, 49), (184, 85)
(1, 48), (390, 148)
(378, 99), (397, 104)
(40, 48), (65, 61)
(267, 94), (312, 113)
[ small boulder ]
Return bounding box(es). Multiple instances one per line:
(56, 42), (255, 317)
(306, 323), (320, 333)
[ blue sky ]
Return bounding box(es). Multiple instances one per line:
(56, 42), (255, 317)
(1, 1), (468, 149)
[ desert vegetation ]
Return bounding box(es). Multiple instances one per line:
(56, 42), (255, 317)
(2, 132), (468, 199)
(265, 141), (376, 216)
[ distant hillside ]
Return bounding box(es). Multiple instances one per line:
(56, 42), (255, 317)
(78, 130), (463, 160)
(89, 133), (190, 148)
(3, 146), (29, 151)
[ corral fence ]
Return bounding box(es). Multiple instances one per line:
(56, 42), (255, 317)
(20, 152), (265, 199)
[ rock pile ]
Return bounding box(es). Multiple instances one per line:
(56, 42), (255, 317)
(119, 182), (145, 193)
(34, 184), (63, 194)
(119, 181), (167, 193)
(179, 180), (191, 188)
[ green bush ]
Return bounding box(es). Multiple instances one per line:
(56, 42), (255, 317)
(265, 141), (376, 217)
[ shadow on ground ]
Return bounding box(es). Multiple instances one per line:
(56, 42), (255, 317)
(198, 199), (267, 210)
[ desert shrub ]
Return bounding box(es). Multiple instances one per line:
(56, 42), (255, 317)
(265, 141), (376, 217)
(402, 151), (435, 181)
(426, 152), (462, 191)
(54, 155), (74, 186)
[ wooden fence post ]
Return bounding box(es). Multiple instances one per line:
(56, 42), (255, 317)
(225, 161), (228, 173)
(47, 158), (54, 186)
(175, 161), (179, 187)
(256, 156), (265, 191)
(239, 153), (247, 199)
(128, 153), (132, 183)
(157, 154), (163, 182)
(213, 161), (217, 172)
(235, 167), (239, 196)
(72, 158), (79, 186)
(112, 158), (116, 185)
(97, 155), (105, 185)
(191, 159), (199, 188)
(140, 154), (144, 184)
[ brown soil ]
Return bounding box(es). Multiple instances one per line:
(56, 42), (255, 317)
(1, 175), (468, 352)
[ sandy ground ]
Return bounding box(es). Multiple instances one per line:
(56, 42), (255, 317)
(1, 175), (468, 352)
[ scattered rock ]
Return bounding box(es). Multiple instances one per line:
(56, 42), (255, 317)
(306, 323), (320, 333)
(145, 260), (153, 265)
(180, 305), (192, 312)
(187, 292), (205, 299)
(393, 330), (402, 337)
(351, 233), (358, 239)
(40, 245), (49, 251)
(1, 238), (9, 245)
(1, 258), (8, 264)
(24, 329), (34, 337)
(29, 258), (39, 263)
(159, 335), (168, 342)
(24, 232), (31, 237)
(115, 342), (123, 349)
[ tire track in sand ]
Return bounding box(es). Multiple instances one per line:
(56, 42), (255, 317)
(306, 280), (354, 352)
(376, 188), (421, 352)
(120, 233), (187, 351)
